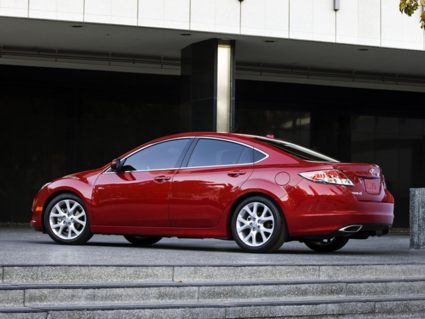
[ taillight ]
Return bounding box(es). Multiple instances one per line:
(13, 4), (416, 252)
(299, 169), (354, 186)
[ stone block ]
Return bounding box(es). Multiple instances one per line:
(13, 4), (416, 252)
(3, 266), (173, 284)
(410, 188), (425, 249)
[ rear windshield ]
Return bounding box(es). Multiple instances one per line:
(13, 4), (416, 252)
(254, 137), (339, 163)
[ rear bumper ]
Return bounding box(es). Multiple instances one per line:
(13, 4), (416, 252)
(296, 223), (391, 241)
(287, 200), (394, 238)
(337, 223), (390, 239)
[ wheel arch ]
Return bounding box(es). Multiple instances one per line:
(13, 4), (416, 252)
(226, 191), (288, 239)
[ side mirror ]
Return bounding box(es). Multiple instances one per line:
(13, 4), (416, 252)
(110, 158), (123, 172)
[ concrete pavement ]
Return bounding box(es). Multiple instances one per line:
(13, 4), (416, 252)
(1, 227), (425, 318)
(0, 228), (424, 266)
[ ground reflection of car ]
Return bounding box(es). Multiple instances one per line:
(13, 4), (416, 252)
(31, 132), (394, 253)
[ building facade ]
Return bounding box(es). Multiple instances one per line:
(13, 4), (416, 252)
(1, 0), (425, 227)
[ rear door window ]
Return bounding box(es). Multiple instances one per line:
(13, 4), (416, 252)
(187, 139), (253, 167)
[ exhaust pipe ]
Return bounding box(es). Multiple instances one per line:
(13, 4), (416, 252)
(338, 225), (363, 233)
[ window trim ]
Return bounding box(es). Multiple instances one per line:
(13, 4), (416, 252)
(253, 136), (339, 163)
(103, 136), (269, 174)
(181, 137), (269, 170)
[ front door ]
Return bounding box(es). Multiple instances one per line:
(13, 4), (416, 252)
(92, 138), (192, 228)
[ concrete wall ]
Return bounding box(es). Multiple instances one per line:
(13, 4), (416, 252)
(0, 0), (423, 51)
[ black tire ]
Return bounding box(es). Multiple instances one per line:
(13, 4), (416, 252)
(304, 237), (349, 252)
(124, 235), (162, 246)
(44, 193), (93, 245)
(231, 196), (287, 253)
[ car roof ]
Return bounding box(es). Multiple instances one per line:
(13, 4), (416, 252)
(153, 132), (274, 145)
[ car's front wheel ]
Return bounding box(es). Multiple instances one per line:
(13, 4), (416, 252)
(231, 196), (287, 253)
(44, 193), (93, 245)
(304, 237), (349, 252)
(124, 235), (162, 246)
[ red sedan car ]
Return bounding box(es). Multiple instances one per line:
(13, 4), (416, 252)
(31, 132), (394, 253)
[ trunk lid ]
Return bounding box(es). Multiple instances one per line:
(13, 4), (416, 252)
(334, 163), (385, 201)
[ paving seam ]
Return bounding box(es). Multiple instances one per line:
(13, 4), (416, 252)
(0, 306), (45, 313)
(343, 281), (348, 297)
(22, 289), (25, 308)
(2, 277), (425, 290)
(2, 262), (425, 267)
(372, 299), (378, 314)
(2, 295), (425, 312)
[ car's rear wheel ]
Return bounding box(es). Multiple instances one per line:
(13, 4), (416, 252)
(231, 196), (287, 253)
(44, 193), (93, 245)
(124, 235), (162, 246)
(304, 237), (349, 252)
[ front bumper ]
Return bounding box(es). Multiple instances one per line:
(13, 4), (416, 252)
(30, 187), (51, 232)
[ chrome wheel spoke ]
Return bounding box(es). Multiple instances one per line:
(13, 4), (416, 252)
(252, 203), (259, 216)
(244, 232), (253, 242)
(69, 224), (77, 236)
(54, 204), (65, 215)
(237, 224), (250, 232)
(65, 200), (71, 212)
(237, 215), (249, 224)
(261, 216), (274, 221)
(262, 227), (273, 234)
(236, 215), (250, 232)
(252, 231), (257, 246)
(58, 224), (65, 236)
(259, 230), (267, 242)
(51, 223), (61, 229)
(69, 202), (78, 213)
(74, 218), (86, 227)
(74, 212), (85, 219)
(242, 207), (255, 218)
(260, 207), (271, 218)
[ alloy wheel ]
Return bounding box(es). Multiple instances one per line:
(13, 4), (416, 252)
(49, 199), (87, 240)
(236, 201), (275, 247)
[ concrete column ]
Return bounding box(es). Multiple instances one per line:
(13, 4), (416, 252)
(410, 188), (425, 249)
(181, 39), (235, 132)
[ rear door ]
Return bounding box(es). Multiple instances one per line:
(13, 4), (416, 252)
(169, 138), (254, 228)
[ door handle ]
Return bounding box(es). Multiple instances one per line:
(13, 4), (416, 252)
(154, 175), (171, 182)
(227, 171), (247, 177)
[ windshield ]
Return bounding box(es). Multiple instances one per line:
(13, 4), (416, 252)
(253, 137), (339, 163)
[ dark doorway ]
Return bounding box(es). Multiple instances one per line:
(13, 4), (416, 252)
(235, 80), (425, 228)
(0, 65), (185, 223)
